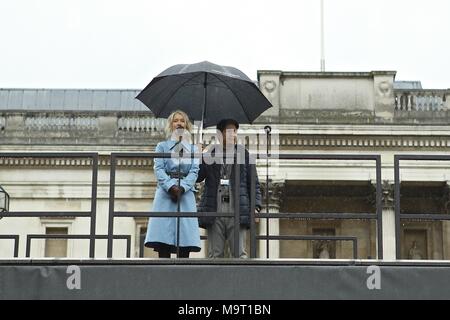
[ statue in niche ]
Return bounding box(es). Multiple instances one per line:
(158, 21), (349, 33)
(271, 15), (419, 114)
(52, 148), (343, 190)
(318, 241), (331, 259)
(408, 241), (422, 260)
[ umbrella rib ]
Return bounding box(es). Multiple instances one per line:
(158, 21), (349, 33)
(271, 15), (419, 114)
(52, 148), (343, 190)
(183, 82), (226, 89)
(210, 73), (252, 123)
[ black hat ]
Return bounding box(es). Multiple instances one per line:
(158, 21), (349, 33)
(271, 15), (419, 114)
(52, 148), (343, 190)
(216, 118), (239, 132)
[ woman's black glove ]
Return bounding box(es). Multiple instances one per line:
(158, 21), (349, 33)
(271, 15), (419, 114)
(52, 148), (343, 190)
(168, 185), (185, 202)
(168, 186), (179, 202)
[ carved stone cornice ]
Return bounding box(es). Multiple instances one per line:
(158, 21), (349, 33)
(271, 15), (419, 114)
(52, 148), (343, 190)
(280, 135), (450, 149)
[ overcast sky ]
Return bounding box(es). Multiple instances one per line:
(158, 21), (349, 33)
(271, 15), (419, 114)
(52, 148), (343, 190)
(1, 0), (449, 89)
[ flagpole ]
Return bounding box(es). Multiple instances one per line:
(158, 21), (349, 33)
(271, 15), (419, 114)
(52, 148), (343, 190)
(320, 0), (326, 72)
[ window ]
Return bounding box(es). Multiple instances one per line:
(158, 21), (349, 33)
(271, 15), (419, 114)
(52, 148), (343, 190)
(45, 227), (68, 257)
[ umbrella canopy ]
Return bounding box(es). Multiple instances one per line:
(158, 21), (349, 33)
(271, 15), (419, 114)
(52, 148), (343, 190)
(135, 61), (272, 129)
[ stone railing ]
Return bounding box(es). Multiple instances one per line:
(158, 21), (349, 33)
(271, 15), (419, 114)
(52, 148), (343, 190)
(394, 89), (449, 112)
(24, 115), (98, 131)
(22, 114), (168, 132)
(117, 116), (166, 132)
(0, 112), (167, 145)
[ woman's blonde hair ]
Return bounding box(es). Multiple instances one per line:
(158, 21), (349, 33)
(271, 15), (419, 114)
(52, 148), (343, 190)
(165, 110), (193, 139)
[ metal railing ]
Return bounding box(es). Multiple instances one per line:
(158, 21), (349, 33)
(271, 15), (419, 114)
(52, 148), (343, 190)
(0, 152), (98, 258)
(0, 235), (19, 257)
(138, 234), (358, 259)
(106, 152), (241, 258)
(108, 152), (383, 259)
(0, 151), (383, 259)
(248, 154), (383, 259)
(26, 234), (132, 258)
(255, 235), (358, 259)
(394, 154), (450, 259)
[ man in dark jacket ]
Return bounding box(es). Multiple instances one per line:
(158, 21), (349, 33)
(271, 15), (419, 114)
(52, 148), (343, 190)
(197, 119), (262, 258)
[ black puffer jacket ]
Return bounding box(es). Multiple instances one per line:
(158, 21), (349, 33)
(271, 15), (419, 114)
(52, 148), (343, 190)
(196, 145), (262, 229)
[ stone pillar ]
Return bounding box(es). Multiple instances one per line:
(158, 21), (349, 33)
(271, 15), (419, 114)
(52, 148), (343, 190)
(3, 113), (25, 133)
(381, 180), (396, 260)
(372, 71), (396, 122)
(0, 116), (6, 130)
(258, 181), (285, 258)
(257, 71), (281, 119)
(98, 114), (118, 137)
(444, 91), (450, 111)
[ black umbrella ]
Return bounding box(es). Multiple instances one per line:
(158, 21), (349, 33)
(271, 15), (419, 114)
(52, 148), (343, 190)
(136, 61), (272, 139)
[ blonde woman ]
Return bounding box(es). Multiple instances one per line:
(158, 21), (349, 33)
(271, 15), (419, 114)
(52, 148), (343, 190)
(144, 110), (201, 258)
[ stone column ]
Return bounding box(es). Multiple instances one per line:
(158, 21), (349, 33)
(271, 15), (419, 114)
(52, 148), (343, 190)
(372, 71), (396, 121)
(381, 180), (396, 260)
(258, 181), (285, 259)
(444, 91), (450, 111)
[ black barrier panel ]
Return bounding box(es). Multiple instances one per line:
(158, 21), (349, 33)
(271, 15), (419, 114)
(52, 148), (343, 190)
(0, 153), (98, 258)
(2, 260), (450, 299)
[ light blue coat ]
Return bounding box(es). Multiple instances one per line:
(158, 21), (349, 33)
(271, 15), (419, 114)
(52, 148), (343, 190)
(144, 139), (201, 252)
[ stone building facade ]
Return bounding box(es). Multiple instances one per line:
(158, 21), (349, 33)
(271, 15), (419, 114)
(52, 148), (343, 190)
(1, 70), (449, 260)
